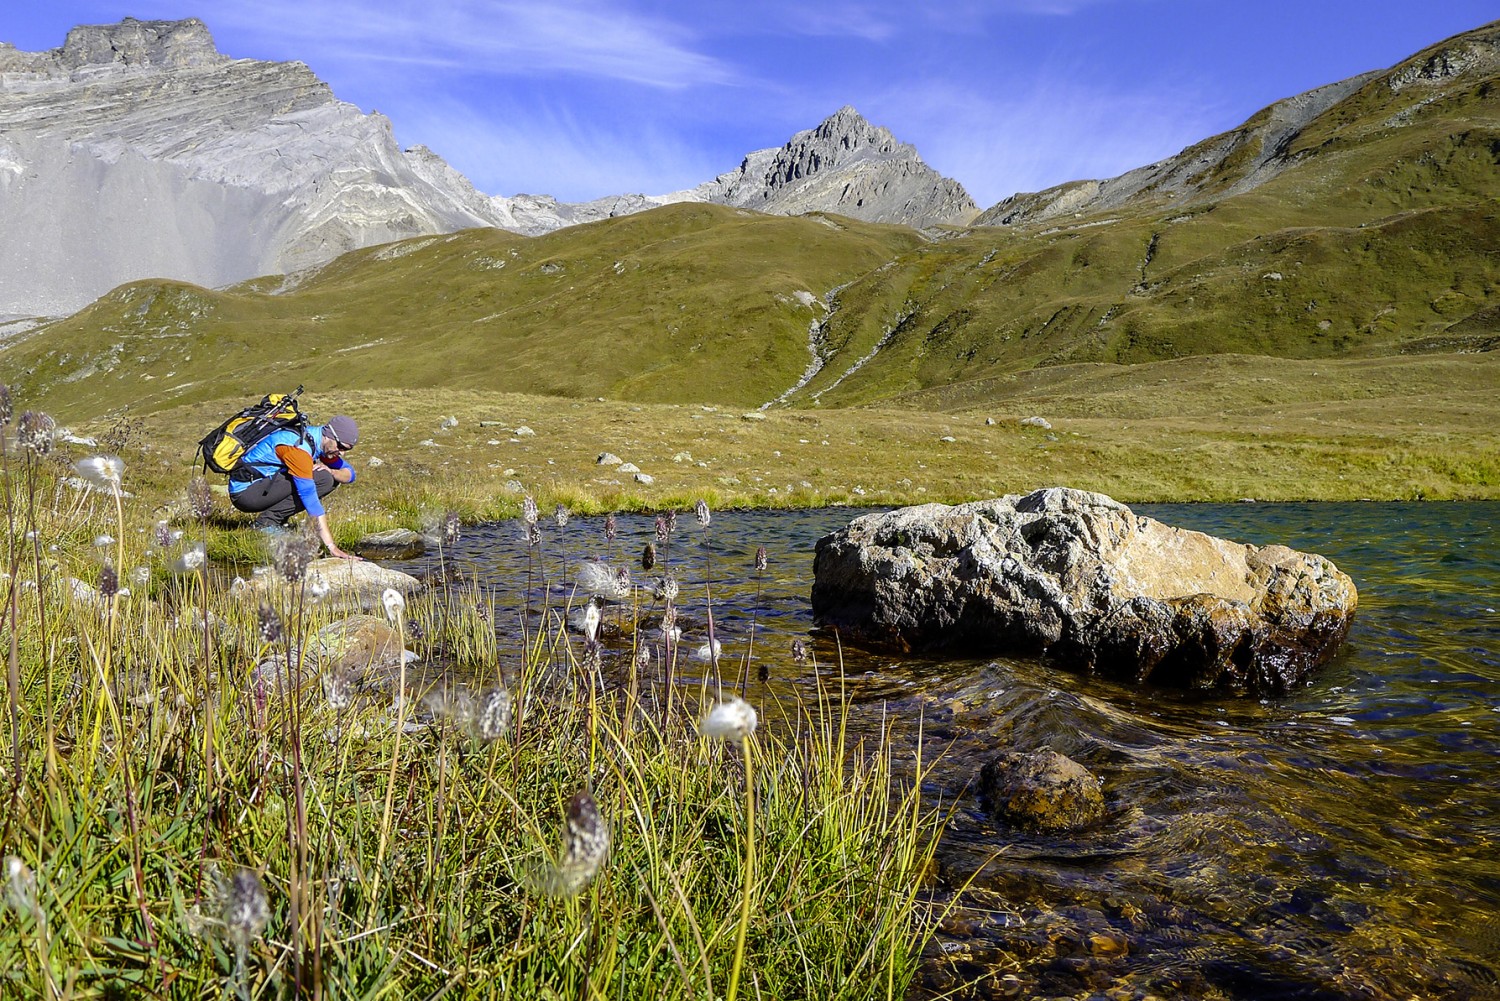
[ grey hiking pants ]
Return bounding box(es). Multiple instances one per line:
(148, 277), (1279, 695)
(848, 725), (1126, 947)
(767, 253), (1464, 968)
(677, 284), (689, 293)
(229, 469), (339, 528)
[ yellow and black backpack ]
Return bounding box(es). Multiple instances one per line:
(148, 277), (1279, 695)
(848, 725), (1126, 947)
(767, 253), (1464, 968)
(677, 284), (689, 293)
(197, 386), (308, 477)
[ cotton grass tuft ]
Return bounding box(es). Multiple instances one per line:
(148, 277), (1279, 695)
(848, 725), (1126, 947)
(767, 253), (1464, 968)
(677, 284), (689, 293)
(74, 455), (125, 495)
(700, 697), (757, 742)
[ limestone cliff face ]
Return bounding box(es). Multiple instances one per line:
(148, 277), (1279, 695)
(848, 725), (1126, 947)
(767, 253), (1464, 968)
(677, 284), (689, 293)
(693, 107), (978, 229)
(0, 18), (507, 317)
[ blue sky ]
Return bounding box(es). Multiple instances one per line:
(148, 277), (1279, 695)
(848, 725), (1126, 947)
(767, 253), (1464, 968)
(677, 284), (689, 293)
(6, 2), (1496, 208)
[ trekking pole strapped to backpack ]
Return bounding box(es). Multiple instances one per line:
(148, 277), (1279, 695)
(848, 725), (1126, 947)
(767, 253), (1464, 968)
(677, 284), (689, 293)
(197, 385), (308, 477)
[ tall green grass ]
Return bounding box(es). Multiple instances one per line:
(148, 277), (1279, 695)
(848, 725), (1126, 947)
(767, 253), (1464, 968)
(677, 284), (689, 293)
(1, 405), (945, 999)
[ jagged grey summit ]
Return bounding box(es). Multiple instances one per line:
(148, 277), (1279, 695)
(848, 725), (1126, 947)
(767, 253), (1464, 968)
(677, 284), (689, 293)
(0, 18), (510, 318)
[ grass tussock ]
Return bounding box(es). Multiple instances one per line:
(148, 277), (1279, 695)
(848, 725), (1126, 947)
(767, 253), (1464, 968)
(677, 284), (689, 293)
(0, 412), (945, 999)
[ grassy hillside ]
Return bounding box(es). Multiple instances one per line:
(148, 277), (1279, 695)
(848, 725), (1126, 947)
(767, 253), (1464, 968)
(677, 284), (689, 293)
(3, 204), (924, 418)
(2, 23), (1497, 508)
(792, 56), (1500, 405)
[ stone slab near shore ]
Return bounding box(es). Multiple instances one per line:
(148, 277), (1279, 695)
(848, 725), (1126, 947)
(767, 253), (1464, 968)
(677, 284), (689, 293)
(811, 487), (1357, 695)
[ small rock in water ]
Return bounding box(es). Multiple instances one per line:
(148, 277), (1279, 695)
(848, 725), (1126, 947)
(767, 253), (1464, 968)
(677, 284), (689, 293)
(978, 749), (1104, 833)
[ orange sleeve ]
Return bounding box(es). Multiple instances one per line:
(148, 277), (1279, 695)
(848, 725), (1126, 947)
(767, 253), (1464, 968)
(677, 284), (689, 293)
(275, 443), (315, 480)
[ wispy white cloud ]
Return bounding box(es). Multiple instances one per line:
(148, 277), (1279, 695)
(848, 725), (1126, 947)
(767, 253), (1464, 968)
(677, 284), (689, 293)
(776, 4), (899, 42)
(116, 0), (739, 89)
(387, 93), (728, 201)
(820, 74), (1233, 208)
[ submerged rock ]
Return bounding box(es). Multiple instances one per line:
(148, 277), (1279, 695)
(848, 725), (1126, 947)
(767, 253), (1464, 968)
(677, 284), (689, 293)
(313, 615), (412, 677)
(979, 749), (1105, 832)
(811, 487), (1357, 695)
(357, 528), (424, 550)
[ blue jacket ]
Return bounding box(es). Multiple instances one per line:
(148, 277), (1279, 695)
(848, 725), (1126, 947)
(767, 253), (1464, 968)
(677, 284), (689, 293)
(228, 424), (355, 518)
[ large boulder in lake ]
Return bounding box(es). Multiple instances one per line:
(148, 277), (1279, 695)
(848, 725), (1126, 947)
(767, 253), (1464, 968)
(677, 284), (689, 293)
(811, 487), (1357, 695)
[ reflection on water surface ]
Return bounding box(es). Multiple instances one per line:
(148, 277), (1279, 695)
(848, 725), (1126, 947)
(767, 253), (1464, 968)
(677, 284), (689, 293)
(383, 502), (1499, 1000)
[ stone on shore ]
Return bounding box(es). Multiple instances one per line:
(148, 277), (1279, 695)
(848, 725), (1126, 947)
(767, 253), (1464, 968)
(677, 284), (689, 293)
(811, 487), (1357, 695)
(355, 528), (427, 558)
(314, 615), (413, 680)
(241, 558), (422, 612)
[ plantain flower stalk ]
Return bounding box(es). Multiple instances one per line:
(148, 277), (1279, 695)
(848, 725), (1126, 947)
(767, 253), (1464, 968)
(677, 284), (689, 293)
(475, 686), (511, 741)
(257, 603), (283, 645)
(16, 411), (54, 457)
(188, 476), (214, 521)
(532, 791), (610, 897)
(222, 869), (270, 999)
(270, 528), (317, 582)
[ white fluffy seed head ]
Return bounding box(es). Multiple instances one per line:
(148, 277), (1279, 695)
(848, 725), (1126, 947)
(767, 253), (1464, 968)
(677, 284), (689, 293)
(700, 697), (757, 742)
(171, 542), (206, 574)
(382, 587), (406, 623)
(3, 855), (37, 915)
(74, 454), (124, 493)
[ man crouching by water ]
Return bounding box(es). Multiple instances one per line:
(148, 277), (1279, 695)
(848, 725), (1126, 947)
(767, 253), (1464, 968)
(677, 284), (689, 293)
(228, 414), (363, 560)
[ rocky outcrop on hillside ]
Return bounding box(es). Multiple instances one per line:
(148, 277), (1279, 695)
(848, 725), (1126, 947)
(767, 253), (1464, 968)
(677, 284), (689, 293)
(975, 72), (1380, 228)
(693, 106), (978, 229)
(976, 19), (1500, 227)
(0, 18), (508, 318)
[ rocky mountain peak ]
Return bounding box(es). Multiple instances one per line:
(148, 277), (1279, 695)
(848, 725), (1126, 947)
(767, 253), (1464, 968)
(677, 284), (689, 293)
(59, 17), (224, 71)
(696, 105), (977, 229)
(810, 105), (901, 155)
(0, 18), (505, 318)
(0, 18), (225, 76)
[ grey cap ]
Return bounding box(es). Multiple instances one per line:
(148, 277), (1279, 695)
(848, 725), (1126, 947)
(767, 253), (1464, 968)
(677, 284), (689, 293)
(325, 415), (359, 448)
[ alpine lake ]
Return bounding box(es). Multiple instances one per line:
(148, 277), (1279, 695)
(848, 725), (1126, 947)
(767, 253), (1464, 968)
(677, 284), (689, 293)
(378, 501), (1499, 1001)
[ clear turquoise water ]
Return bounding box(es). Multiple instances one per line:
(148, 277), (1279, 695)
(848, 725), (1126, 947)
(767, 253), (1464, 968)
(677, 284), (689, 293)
(387, 502), (1499, 1000)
